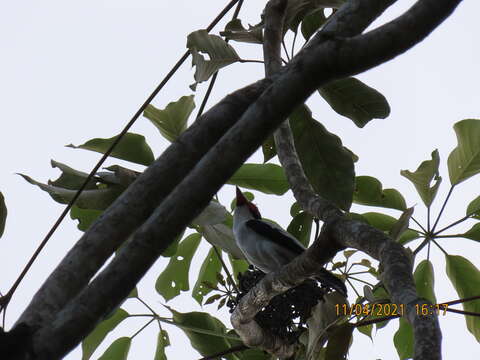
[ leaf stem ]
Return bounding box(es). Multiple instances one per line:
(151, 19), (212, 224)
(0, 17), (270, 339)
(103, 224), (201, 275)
(431, 185), (455, 233)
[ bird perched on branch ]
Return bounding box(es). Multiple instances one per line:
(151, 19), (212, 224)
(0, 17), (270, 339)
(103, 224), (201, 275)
(233, 187), (347, 296)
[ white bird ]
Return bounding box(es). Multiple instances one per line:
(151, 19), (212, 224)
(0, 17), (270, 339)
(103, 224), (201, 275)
(233, 187), (347, 296)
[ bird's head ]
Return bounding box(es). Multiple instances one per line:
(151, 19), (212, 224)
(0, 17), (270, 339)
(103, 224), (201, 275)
(236, 187), (261, 219)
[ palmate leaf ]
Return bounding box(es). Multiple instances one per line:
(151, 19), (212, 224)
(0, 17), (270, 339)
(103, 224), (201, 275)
(353, 176), (406, 211)
(448, 119), (480, 185)
(155, 233), (201, 301)
(154, 330), (170, 360)
(192, 247), (222, 305)
(290, 105), (354, 211)
(67, 132), (154, 166)
(187, 30), (240, 87)
(228, 163), (289, 195)
(167, 308), (239, 359)
(97, 337), (131, 360)
(466, 195), (480, 219)
(81, 308), (129, 360)
(446, 255), (480, 342)
(284, 0), (344, 32)
(361, 212), (420, 245)
(318, 77), (390, 128)
(401, 150), (441, 207)
(301, 7), (327, 40)
(287, 211), (313, 247)
(220, 19), (263, 44)
(144, 96), (195, 142)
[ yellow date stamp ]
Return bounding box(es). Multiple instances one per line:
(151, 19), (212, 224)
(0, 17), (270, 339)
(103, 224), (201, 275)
(335, 303), (449, 316)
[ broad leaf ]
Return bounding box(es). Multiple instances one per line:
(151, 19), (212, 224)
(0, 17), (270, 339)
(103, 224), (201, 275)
(353, 176), (406, 211)
(463, 223), (480, 242)
(318, 77), (390, 128)
(187, 30), (240, 86)
(82, 308), (129, 360)
(70, 206), (102, 231)
(67, 133), (154, 166)
(301, 7), (327, 40)
(448, 119), (480, 185)
(361, 212), (420, 245)
(220, 19), (263, 44)
(285, 0), (343, 32)
(144, 96), (195, 142)
(19, 173), (123, 211)
(229, 255), (249, 279)
(228, 163), (289, 195)
(49, 160), (97, 190)
(393, 318), (414, 360)
(167, 309), (236, 357)
(262, 136), (276, 163)
(466, 195), (480, 219)
(287, 212), (313, 247)
(155, 233), (201, 301)
(325, 323), (353, 360)
(389, 207), (414, 242)
(192, 247), (222, 305)
(97, 337), (131, 360)
(154, 330), (170, 360)
(446, 255), (480, 342)
(401, 150), (441, 207)
(414, 260), (436, 304)
(0, 192), (6, 239)
(290, 105), (354, 210)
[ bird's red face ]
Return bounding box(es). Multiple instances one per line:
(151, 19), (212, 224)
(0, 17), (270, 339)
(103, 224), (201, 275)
(236, 187), (261, 219)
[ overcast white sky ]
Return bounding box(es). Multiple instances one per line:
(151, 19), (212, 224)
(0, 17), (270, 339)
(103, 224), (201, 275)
(1, 0), (479, 359)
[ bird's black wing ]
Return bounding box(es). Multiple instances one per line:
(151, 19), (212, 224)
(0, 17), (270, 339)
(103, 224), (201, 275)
(245, 219), (305, 256)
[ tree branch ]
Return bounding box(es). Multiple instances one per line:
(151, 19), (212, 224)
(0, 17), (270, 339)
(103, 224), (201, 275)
(22, 0), (462, 358)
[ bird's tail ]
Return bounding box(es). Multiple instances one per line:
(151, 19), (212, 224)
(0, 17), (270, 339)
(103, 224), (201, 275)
(315, 268), (347, 297)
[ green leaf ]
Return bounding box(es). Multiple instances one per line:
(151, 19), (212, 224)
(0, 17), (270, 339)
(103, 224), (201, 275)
(220, 19), (263, 44)
(192, 247), (222, 305)
(262, 136), (276, 163)
(463, 223), (480, 242)
(187, 30), (240, 86)
(318, 77), (390, 128)
(167, 309), (236, 357)
(446, 255), (480, 342)
(154, 330), (170, 360)
(229, 255), (249, 279)
(414, 260), (436, 304)
(401, 150), (441, 207)
(144, 96), (195, 142)
(284, 0), (344, 32)
(448, 119), (480, 185)
(393, 318), (414, 360)
(228, 163), (289, 195)
(70, 206), (103, 232)
(301, 7), (327, 41)
(287, 212), (313, 247)
(325, 323), (353, 360)
(19, 173), (123, 211)
(389, 207), (414, 242)
(290, 105), (354, 211)
(82, 308), (129, 360)
(67, 132), (154, 166)
(356, 323), (373, 340)
(155, 233), (202, 301)
(353, 176), (406, 211)
(361, 212), (420, 245)
(97, 337), (131, 360)
(467, 195), (480, 219)
(0, 192), (6, 239)
(49, 160), (97, 190)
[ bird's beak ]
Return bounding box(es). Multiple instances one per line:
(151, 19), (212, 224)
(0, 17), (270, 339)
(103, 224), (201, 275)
(236, 186), (248, 206)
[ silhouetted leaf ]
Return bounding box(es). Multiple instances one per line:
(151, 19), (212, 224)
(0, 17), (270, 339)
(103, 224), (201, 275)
(220, 19), (263, 44)
(318, 77), (390, 128)
(144, 96), (195, 142)
(228, 163), (289, 195)
(97, 337), (131, 360)
(354, 176), (406, 211)
(401, 150), (441, 207)
(448, 119), (480, 185)
(156, 234), (201, 301)
(192, 247), (222, 305)
(154, 330), (170, 360)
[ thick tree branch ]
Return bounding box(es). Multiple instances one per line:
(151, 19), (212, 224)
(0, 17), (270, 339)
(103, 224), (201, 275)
(23, 0), (461, 358)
